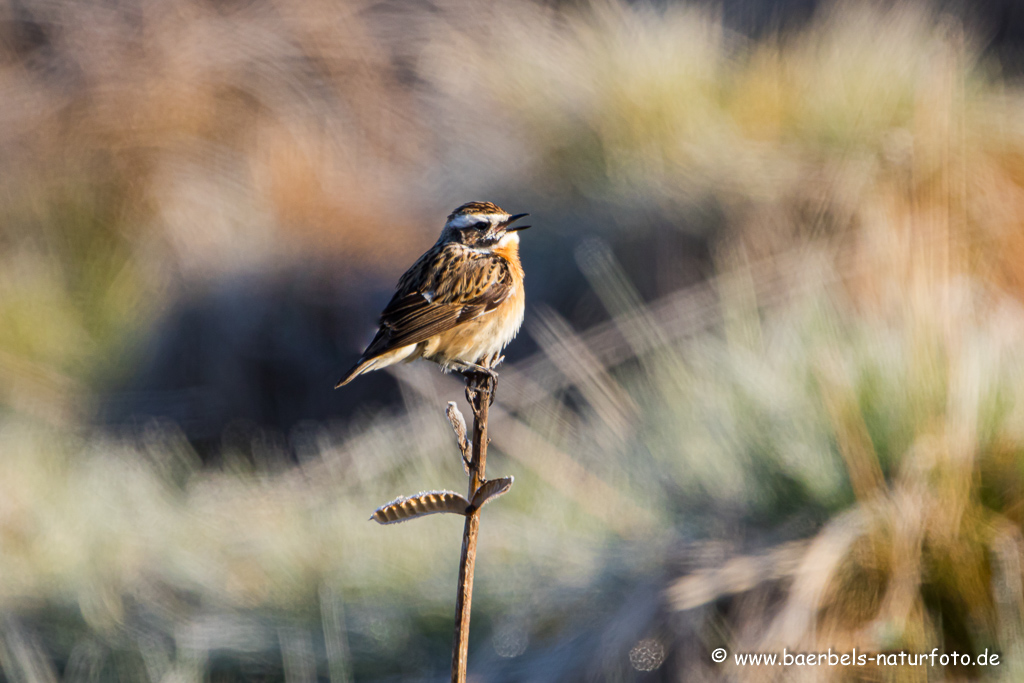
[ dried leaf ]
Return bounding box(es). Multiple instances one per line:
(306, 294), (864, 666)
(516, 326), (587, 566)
(470, 476), (514, 510)
(446, 401), (471, 473)
(371, 490), (470, 525)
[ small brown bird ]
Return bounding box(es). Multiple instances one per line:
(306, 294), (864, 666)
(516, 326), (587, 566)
(336, 201), (530, 388)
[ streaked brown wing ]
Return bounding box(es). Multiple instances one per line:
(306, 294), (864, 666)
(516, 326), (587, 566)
(359, 245), (513, 360)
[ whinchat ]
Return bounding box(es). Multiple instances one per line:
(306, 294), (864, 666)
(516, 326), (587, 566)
(335, 201), (530, 388)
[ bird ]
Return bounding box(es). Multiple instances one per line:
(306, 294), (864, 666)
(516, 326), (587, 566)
(335, 201), (530, 390)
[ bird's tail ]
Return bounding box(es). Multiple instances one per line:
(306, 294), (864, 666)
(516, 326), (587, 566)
(334, 356), (381, 388)
(336, 344), (418, 388)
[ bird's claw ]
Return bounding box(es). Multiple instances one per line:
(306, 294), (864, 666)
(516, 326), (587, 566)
(481, 369), (498, 405)
(463, 368), (498, 409)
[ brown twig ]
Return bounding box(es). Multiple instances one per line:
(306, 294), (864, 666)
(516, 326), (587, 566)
(451, 372), (492, 683)
(372, 369), (509, 681)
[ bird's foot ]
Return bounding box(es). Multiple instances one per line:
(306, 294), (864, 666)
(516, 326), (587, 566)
(479, 368), (498, 405)
(457, 362), (498, 409)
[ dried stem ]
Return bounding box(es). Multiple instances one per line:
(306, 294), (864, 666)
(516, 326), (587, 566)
(451, 373), (492, 683)
(446, 401), (471, 474)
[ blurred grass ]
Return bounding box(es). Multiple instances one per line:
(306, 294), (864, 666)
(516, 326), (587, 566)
(6, 0), (1024, 405)
(4, 0), (1024, 680)
(7, 242), (1024, 679)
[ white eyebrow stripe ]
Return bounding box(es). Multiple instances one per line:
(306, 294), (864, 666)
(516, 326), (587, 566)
(448, 213), (508, 229)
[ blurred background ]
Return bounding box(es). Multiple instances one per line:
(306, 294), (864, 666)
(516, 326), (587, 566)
(4, 0), (1024, 680)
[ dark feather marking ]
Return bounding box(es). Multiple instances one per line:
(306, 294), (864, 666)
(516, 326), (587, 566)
(356, 244), (514, 362)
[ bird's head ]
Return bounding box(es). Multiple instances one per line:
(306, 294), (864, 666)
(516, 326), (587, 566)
(438, 201), (530, 250)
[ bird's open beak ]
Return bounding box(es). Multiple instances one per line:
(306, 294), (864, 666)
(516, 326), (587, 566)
(503, 213), (531, 232)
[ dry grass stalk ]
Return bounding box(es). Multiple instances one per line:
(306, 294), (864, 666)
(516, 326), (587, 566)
(369, 367), (511, 683)
(450, 373), (494, 683)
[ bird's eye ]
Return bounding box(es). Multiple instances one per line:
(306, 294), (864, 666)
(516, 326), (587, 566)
(472, 221), (489, 231)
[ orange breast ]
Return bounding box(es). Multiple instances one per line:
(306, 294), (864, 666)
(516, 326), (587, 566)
(492, 240), (524, 282)
(491, 239), (525, 347)
(421, 240), (526, 367)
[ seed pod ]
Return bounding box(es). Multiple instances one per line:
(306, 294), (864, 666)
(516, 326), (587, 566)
(371, 490), (470, 525)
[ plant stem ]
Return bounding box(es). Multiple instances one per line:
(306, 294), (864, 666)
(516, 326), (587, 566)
(451, 375), (491, 683)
